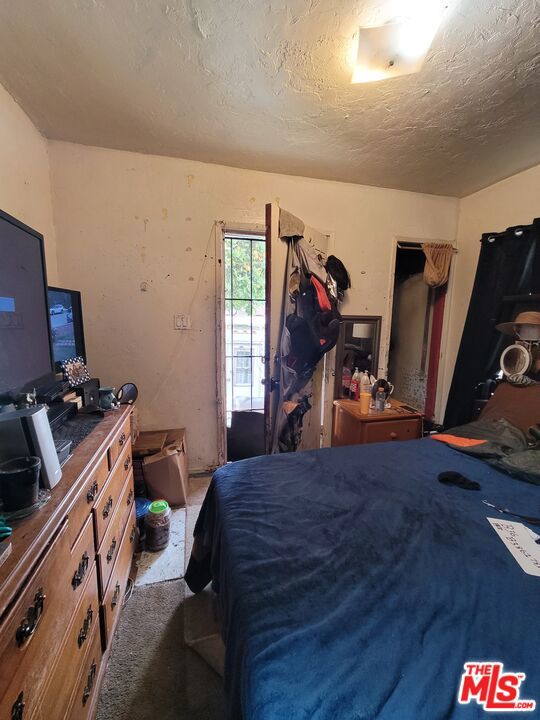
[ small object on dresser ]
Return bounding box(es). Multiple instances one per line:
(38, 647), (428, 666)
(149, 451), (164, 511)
(98, 387), (119, 410)
(350, 367), (361, 401)
(144, 499), (171, 552)
(375, 388), (386, 411)
(61, 356), (91, 387)
(0, 456), (41, 512)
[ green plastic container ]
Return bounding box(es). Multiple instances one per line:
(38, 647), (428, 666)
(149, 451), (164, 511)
(144, 499), (171, 551)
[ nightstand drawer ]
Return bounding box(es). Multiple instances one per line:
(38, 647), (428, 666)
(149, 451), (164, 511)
(364, 418), (422, 444)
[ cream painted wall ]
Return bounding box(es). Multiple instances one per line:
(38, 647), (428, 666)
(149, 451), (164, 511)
(440, 163), (540, 417)
(49, 141), (458, 470)
(0, 84), (57, 282)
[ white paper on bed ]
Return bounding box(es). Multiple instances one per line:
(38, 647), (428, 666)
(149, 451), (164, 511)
(487, 517), (540, 577)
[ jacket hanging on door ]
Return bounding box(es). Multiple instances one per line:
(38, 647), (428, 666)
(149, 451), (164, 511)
(272, 239), (349, 452)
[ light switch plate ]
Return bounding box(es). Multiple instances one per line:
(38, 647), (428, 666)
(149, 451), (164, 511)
(174, 314), (192, 330)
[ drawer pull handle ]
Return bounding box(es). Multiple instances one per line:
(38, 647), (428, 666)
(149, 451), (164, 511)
(129, 525), (136, 544)
(78, 605), (94, 648)
(126, 488), (134, 506)
(11, 692), (25, 720)
(124, 455), (131, 472)
(106, 537), (117, 563)
(82, 660), (97, 706)
(111, 581), (122, 609)
(102, 495), (113, 519)
(390, 432), (398, 440)
(119, 432), (126, 447)
(72, 551), (90, 589)
(87, 479), (99, 503)
(16, 588), (46, 646)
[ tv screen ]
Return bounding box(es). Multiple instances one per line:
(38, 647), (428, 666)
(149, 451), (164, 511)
(0, 210), (54, 395)
(48, 287), (86, 369)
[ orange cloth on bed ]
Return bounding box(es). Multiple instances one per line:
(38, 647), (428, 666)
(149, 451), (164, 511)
(431, 434), (487, 447)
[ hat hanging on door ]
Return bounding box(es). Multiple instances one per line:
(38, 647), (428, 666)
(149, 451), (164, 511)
(496, 312), (540, 341)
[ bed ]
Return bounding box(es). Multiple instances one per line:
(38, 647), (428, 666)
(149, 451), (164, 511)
(186, 396), (540, 719)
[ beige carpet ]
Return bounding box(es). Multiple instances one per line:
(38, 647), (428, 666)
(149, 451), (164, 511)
(184, 477), (225, 677)
(96, 579), (223, 720)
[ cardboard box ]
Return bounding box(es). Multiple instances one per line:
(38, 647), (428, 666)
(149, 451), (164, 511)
(142, 428), (189, 507)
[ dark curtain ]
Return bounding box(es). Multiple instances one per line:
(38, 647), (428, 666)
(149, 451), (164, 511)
(444, 218), (540, 428)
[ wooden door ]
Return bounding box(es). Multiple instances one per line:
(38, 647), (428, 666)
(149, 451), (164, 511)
(264, 204), (328, 452)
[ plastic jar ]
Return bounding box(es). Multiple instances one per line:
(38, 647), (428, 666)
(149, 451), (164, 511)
(144, 499), (171, 552)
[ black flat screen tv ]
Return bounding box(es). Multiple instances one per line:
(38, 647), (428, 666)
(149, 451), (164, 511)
(0, 210), (54, 397)
(47, 286), (86, 370)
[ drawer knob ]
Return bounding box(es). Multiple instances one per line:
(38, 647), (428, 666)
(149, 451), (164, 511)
(86, 479), (99, 503)
(11, 692), (25, 720)
(16, 588), (46, 646)
(390, 432), (398, 439)
(102, 495), (113, 519)
(78, 605), (94, 648)
(118, 432), (126, 447)
(106, 537), (117, 563)
(126, 488), (134, 506)
(72, 551), (90, 589)
(124, 456), (131, 472)
(111, 581), (122, 609)
(82, 660), (97, 706)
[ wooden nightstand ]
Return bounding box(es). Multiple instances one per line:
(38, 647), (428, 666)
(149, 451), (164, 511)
(332, 398), (423, 447)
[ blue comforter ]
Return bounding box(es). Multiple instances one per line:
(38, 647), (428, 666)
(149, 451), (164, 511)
(186, 439), (540, 719)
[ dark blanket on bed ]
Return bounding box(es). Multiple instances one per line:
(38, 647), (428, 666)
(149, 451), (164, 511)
(185, 439), (540, 719)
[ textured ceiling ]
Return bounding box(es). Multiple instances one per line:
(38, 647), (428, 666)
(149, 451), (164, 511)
(0, 0), (538, 197)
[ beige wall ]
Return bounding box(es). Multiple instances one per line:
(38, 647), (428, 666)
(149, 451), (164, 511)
(0, 84), (57, 282)
(440, 164), (540, 416)
(49, 141), (458, 470)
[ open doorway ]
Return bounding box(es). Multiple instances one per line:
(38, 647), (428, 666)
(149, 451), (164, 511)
(387, 242), (448, 423)
(221, 231), (268, 461)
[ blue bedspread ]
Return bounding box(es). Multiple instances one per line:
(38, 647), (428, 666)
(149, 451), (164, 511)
(186, 439), (540, 719)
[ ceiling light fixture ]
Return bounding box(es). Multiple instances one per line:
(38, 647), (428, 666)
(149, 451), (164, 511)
(351, 1), (448, 84)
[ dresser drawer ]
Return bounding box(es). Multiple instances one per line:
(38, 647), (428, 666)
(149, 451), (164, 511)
(363, 418), (422, 444)
(101, 505), (136, 649)
(108, 415), (132, 471)
(68, 452), (109, 549)
(67, 620), (103, 720)
(97, 470), (134, 596)
(94, 442), (132, 548)
(0, 521), (71, 720)
(69, 513), (95, 601)
(41, 562), (99, 719)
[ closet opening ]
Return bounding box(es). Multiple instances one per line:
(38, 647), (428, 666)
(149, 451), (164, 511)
(387, 242), (447, 423)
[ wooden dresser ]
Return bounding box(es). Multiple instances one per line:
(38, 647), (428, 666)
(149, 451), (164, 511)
(332, 398), (423, 447)
(0, 405), (135, 720)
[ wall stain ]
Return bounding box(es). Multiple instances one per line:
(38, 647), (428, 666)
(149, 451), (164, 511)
(140, 246), (146, 263)
(185, 217), (192, 222)
(187, 174), (195, 188)
(186, 246), (192, 252)
(162, 208), (168, 220)
(143, 218), (149, 232)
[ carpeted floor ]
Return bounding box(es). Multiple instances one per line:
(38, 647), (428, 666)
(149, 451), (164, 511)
(96, 579), (224, 719)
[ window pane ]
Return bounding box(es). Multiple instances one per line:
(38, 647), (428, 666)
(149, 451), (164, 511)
(225, 299), (233, 358)
(231, 237), (252, 299)
(224, 238), (232, 298)
(251, 241), (266, 301)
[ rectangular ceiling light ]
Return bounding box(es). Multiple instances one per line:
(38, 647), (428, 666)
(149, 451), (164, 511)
(351, 4), (446, 83)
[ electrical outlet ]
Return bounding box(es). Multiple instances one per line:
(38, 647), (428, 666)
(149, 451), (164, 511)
(174, 314), (192, 330)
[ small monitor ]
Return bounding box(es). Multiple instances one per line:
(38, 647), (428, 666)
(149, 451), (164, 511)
(47, 286), (86, 371)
